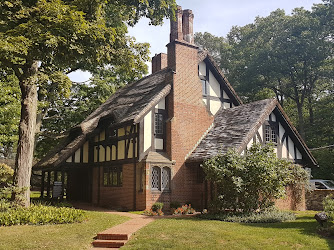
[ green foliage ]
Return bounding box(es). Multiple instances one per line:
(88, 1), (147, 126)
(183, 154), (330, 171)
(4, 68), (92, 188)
(323, 195), (334, 222)
(199, 207), (296, 223)
(151, 202), (164, 212)
(0, 204), (86, 226)
(202, 143), (309, 213)
(0, 72), (20, 158)
(0, 163), (14, 184)
(195, 1), (333, 185)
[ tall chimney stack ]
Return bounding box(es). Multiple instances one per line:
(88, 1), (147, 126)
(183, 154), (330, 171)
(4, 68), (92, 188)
(182, 9), (194, 44)
(170, 6), (183, 42)
(152, 53), (167, 74)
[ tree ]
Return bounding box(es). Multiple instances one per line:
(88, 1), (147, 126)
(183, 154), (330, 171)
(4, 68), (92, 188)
(0, 72), (20, 159)
(195, 6), (333, 140)
(195, 1), (334, 179)
(202, 144), (309, 213)
(0, 0), (176, 206)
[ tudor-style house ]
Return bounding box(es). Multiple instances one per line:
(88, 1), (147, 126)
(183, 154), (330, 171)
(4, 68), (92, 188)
(34, 6), (317, 211)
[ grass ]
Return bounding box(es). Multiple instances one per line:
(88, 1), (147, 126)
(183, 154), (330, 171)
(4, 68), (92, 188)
(0, 211), (129, 250)
(123, 211), (334, 250)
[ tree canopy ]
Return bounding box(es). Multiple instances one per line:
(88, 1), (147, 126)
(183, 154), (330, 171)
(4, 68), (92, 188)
(0, 0), (176, 206)
(195, 1), (334, 179)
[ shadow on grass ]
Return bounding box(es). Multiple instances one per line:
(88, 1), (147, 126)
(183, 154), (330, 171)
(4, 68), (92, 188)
(156, 213), (334, 249)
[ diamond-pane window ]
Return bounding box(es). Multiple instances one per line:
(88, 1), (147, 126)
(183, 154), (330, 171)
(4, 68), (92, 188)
(162, 167), (171, 190)
(151, 167), (160, 190)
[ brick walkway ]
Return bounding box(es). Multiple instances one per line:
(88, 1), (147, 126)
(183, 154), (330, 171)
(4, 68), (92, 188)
(72, 203), (155, 249)
(92, 212), (155, 249)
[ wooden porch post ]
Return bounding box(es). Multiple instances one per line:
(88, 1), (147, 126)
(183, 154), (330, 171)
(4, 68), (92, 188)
(40, 171), (45, 198)
(54, 171), (58, 182)
(61, 169), (65, 201)
(46, 171), (51, 198)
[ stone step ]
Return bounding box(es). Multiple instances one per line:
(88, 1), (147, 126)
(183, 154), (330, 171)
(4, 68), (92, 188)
(92, 239), (126, 248)
(97, 233), (129, 240)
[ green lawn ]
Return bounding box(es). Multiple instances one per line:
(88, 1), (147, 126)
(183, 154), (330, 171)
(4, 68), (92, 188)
(0, 211), (129, 250)
(124, 211), (334, 250)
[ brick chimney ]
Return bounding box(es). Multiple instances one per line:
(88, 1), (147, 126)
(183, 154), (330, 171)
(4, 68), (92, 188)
(170, 6), (183, 42)
(182, 9), (194, 44)
(152, 53), (167, 74)
(165, 6), (213, 162)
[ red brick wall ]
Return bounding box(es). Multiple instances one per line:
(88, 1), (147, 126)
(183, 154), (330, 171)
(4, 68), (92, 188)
(163, 40), (213, 207)
(92, 164), (135, 210)
(275, 186), (306, 211)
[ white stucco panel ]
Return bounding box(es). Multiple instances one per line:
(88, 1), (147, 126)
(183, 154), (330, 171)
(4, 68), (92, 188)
(209, 70), (221, 97)
(223, 90), (229, 99)
(247, 138), (253, 149)
(74, 148), (80, 163)
(288, 137), (294, 159)
(143, 111), (152, 152)
(199, 61), (206, 76)
(258, 125), (263, 142)
(155, 97), (166, 110)
(296, 147), (302, 160)
(155, 138), (164, 150)
(210, 100), (221, 115)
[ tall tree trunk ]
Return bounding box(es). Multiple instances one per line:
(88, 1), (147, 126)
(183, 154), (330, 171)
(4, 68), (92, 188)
(13, 61), (38, 207)
(296, 102), (305, 140)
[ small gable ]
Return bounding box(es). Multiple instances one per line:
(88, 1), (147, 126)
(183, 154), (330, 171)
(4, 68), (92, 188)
(187, 98), (317, 168)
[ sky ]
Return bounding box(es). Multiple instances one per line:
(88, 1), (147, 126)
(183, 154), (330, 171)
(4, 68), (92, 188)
(68, 0), (323, 82)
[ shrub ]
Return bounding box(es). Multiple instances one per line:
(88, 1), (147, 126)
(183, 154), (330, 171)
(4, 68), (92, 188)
(323, 195), (334, 221)
(202, 143), (309, 213)
(151, 202), (164, 212)
(0, 204), (86, 226)
(0, 163), (14, 185)
(143, 209), (164, 216)
(173, 204), (196, 215)
(200, 207), (295, 223)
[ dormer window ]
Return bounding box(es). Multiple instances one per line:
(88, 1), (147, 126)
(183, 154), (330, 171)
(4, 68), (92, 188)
(265, 124), (277, 144)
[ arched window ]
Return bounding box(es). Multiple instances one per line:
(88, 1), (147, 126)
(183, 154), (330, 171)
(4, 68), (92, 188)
(151, 166), (161, 190)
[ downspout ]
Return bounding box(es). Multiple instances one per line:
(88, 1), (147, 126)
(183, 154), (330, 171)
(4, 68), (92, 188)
(133, 135), (137, 211)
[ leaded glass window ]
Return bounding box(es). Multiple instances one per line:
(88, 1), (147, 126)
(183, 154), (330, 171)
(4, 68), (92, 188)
(151, 167), (160, 190)
(103, 166), (122, 187)
(154, 114), (163, 135)
(161, 167), (171, 190)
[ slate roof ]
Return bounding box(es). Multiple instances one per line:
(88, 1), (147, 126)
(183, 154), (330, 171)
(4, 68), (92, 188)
(34, 68), (172, 170)
(187, 99), (278, 162)
(187, 98), (317, 167)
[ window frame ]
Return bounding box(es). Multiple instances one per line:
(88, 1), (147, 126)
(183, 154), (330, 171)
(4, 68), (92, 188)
(151, 166), (171, 192)
(263, 121), (278, 145)
(103, 165), (123, 187)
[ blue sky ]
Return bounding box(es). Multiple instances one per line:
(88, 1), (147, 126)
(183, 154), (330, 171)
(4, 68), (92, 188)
(68, 0), (322, 82)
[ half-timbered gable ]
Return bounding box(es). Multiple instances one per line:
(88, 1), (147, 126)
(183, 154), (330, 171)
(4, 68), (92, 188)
(187, 99), (317, 168)
(198, 52), (242, 115)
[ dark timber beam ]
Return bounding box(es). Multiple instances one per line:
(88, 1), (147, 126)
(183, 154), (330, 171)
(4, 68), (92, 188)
(46, 171), (51, 198)
(40, 171), (45, 198)
(61, 169), (65, 201)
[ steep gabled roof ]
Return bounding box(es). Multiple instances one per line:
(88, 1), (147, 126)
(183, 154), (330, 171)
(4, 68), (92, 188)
(34, 68), (172, 170)
(187, 98), (317, 167)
